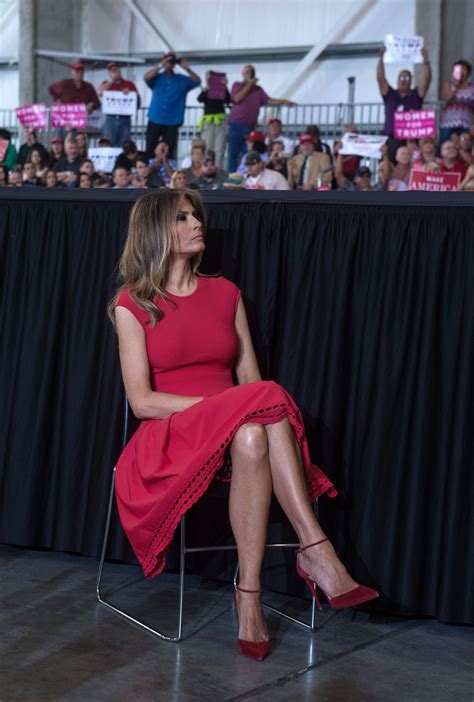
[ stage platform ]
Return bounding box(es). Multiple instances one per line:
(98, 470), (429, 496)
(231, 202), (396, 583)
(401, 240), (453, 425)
(1, 189), (473, 626)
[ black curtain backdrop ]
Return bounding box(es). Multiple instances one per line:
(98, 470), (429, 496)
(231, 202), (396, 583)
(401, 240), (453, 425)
(0, 189), (473, 625)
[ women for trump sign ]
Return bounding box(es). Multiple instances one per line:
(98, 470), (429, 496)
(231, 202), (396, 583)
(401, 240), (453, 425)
(16, 104), (47, 129)
(394, 110), (436, 139)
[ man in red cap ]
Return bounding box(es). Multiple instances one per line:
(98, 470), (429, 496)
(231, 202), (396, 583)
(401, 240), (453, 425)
(48, 62), (100, 115)
(143, 51), (201, 159)
(288, 134), (332, 189)
(98, 63), (141, 147)
(228, 64), (295, 172)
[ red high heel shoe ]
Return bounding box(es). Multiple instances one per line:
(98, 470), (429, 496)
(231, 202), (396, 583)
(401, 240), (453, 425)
(233, 586), (272, 661)
(296, 538), (379, 610)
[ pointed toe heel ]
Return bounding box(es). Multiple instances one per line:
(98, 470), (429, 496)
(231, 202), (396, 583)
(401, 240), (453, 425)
(234, 585), (272, 661)
(296, 539), (380, 610)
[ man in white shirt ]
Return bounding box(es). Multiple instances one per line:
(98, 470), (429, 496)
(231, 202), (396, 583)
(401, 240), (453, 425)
(242, 151), (290, 190)
(265, 117), (294, 155)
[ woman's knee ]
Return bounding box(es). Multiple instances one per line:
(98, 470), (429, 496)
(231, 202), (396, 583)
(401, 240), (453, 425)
(231, 423), (268, 463)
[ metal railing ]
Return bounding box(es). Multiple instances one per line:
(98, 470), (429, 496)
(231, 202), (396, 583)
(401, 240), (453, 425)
(1, 101), (443, 164)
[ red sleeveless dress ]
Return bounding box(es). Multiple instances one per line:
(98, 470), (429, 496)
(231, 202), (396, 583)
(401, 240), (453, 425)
(115, 276), (337, 577)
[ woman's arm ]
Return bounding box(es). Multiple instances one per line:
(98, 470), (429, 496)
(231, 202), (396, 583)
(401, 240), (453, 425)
(233, 297), (262, 384)
(116, 307), (203, 419)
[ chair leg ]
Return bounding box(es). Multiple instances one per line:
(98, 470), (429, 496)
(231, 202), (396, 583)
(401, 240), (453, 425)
(96, 468), (185, 642)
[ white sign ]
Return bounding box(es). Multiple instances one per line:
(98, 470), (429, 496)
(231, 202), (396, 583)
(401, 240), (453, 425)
(88, 147), (122, 173)
(102, 90), (137, 116)
(339, 133), (388, 159)
(87, 109), (105, 130)
(384, 34), (424, 64)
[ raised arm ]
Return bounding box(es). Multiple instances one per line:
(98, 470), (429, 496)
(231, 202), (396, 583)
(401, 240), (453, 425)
(376, 46), (389, 96)
(178, 58), (200, 84)
(115, 306), (203, 419)
(417, 48), (432, 99)
(144, 64), (162, 83)
(233, 78), (258, 104)
(234, 298), (262, 384)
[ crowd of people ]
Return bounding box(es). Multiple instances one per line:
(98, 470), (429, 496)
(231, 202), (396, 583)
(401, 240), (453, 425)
(1, 51), (473, 192)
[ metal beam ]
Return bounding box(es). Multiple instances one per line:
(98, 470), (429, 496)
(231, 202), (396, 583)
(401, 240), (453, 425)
(275, 0), (377, 96)
(122, 0), (174, 52)
(35, 49), (145, 65)
(87, 42), (381, 66)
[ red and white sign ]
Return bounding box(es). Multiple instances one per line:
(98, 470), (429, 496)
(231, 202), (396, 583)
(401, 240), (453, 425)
(394, 109), (436, 139)
(51, 103), (87, 128)
(16, 103), (47, 129)
(408, 169), (460, 192)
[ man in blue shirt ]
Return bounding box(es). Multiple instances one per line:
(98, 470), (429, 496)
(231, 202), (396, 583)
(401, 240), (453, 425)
(144, 52), (201, 159)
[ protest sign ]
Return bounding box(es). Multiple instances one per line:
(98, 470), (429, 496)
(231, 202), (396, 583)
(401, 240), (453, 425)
(88, 147), (122, 173)
(208, 72), (227, 100)
(87, 109), (105, 130)
(384, 34), (424, 63)
(339, 133), (388, 158)
(102, 90), (137, 116)
(408, 169), (460, 192)
(0, 139), (9, 162)
(16, 103), (47, 129)
(51, 103), (87, 128)
(394, 109), (436, 139)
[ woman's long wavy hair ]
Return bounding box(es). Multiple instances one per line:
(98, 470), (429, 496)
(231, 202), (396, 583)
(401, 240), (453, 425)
(108, 188), (206, 327)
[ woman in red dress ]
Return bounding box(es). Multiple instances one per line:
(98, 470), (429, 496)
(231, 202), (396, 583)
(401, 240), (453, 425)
(109, 189), (378, 660)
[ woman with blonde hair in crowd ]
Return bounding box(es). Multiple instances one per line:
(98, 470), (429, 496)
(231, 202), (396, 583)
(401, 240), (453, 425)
(108, 188), (379, 662)
(170, 169), (190, 188)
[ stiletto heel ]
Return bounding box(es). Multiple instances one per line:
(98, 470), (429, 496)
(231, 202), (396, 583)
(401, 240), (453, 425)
(296, 539), (379, 610)
(234, 585), (272, 661)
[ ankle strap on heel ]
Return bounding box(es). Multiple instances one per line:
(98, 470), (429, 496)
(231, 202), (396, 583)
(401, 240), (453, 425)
(296, 538), (328, 556)
(236, 585), (261, 594)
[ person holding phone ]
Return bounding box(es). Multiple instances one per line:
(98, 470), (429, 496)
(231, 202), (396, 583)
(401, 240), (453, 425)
(144, 52), (201, 160)
(440, 60), (474, 144)
(227, 64), (296, 172)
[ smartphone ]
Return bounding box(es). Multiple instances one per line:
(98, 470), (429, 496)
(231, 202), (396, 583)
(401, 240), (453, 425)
(249, 67), (256, 79)
(453, 64), (462, 80)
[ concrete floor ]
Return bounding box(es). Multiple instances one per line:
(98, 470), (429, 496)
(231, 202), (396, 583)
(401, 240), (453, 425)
(0, 545), (472, 702)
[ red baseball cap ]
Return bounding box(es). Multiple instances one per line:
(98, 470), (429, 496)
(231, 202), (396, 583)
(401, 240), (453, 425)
(163, 52), (177, 61)
(244, 130), (265, 142)
(51, 136), (64, 144)
(268, 117), (282, 125)
(299, 133), (315, 144)
(107, 61), (118, 70)
(71, 62), (85, 72)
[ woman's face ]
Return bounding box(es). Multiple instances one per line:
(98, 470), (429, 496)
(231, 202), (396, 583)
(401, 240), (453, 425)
(396, 147), (411, 165)
(46, 171), (57, 187)
(76, 134), (86, 148)
(79, 174), (91, 188)
(30, 150), (41, 165)
(81, 161), (94, 176)
(173, 199), (205, 256)
(174, 173), (187, 188)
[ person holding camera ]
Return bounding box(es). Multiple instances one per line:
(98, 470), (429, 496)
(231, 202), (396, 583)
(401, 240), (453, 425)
(144, 51), (201, 160)
(228, 64), (295, 172)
